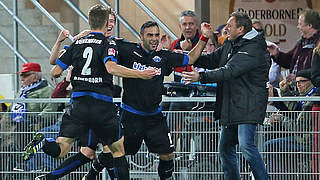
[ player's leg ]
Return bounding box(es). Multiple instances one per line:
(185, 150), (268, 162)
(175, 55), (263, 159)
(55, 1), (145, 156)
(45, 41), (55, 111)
(37, 131), (99, 180)
(107, 137), (129, 180)
(158, 153), (174, 180)
(83, 108), (143, 180)
(84, 146), (115, 180)
(145, 113), (175, 180)
(23, 134), (74, 161)
(90, 100), (129, 180)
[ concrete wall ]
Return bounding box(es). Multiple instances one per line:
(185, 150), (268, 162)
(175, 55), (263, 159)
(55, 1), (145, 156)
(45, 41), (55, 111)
(79, 0), (194, 41)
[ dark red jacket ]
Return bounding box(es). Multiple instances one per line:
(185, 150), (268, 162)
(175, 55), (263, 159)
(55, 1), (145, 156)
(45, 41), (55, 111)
(273, 31), (320, 73)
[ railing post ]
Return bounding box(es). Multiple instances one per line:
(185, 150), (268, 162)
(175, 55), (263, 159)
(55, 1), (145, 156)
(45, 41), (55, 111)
(13, 0), (19, 96)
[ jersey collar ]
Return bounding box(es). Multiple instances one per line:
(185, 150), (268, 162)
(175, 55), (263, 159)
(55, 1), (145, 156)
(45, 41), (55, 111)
(138, 43), (155, 55)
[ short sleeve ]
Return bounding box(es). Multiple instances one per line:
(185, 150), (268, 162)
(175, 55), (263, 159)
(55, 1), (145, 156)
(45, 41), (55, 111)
(103, 40), (119, 64)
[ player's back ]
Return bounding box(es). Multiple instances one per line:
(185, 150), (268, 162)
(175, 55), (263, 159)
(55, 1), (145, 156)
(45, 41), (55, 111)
(60, 32), (114, 97)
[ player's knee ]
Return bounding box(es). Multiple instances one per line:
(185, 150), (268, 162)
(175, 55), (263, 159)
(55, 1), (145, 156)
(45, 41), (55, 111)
(109, 141), (125, 157)
(102, 145), (112, 153)
(80, 146), (96, 160)
(56, 138), (74, 158)
(159, 153), (174, 161)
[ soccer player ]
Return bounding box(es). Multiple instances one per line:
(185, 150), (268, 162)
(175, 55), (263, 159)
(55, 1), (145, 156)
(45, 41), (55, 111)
(23, 4), (156, 180)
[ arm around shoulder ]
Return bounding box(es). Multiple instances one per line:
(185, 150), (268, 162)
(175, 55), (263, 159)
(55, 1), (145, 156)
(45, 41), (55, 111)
(105, 61), (156, 79)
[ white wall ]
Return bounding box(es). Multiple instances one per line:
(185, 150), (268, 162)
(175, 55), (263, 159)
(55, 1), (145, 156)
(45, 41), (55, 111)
(0, 74), (15, 99)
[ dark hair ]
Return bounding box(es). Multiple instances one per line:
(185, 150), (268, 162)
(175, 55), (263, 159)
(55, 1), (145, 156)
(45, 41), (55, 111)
(300, 9), (320, 30)
(230, 11), (252, 34)
(1, 103), (8, 112)
(88, 4), (111, 30)
(179, 10), (199, 22)
(140, 21), (159, 35)
(110, 10), (117, 23)
(296, 69), (312, 80)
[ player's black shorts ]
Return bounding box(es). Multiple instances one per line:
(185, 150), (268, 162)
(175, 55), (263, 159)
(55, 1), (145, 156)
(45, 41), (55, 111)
(59, 112), (99, 150)
(59, 95), (122, 146)
(120, 109), (174, 155)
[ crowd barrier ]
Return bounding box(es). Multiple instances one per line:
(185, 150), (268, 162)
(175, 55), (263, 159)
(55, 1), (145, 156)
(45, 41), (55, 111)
(0, 104), (319, 180)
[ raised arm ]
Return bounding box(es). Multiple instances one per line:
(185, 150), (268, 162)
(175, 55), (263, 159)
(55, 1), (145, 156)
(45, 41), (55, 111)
(187, 22), (212, 64)
(50, 29), (70, 65)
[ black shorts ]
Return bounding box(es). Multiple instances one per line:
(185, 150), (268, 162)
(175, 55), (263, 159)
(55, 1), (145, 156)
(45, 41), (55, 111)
(120, 109), (174, 155)
(59, 96), (122, 146)
(59, 112), (99, 150)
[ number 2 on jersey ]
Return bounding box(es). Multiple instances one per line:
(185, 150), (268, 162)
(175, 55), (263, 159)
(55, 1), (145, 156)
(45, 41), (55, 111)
(81, 47), (93, 75)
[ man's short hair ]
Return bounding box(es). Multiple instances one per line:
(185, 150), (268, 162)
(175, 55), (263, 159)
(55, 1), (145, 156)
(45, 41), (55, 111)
(300, 9), (320, 30)
(230, 11), (252, 34)
(178, 10), (199, 23)
(88, 4), (111, 30)
(140, 21), (159, 35)
(110, 9), (117, 23)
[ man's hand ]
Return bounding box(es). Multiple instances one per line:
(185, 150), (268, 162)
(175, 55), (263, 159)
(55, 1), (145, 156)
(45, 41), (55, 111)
(267, 44), (279, 56)
(157, 35), (172, 50)
(201, 22), (212, 38)
(73, 29), (91, 41)
(268, 113), (282, 124)
(138, 68), (157, 79)
(180, 39), (193, 51)
(279, 79), (291, 91)
(57, 29), (70, 43)
(181, 66), (200, 84)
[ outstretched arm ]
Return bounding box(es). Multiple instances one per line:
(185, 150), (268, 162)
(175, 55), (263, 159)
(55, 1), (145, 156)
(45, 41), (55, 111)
(187, 23), (212, 64)
(105, 61), (157, 79)
(50, 29), (70, 65)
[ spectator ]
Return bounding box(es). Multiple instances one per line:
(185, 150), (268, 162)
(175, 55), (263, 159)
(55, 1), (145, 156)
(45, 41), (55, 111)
(0, 62), (58, 171)
(264, 69), (317, 175)
(267, 9), (320, 78)
(0, 94), (9, 120)
(168, 10), (206, 113)
(170, 10), (200, 82)
(252, 18), (264, 35)
(214, 24), (227, 46)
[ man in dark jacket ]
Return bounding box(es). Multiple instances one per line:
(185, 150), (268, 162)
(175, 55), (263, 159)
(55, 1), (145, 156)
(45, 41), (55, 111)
(183, 12), (270, 180)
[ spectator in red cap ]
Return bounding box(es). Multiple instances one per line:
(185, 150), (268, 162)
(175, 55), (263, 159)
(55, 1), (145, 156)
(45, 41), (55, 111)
(0, 62), (58, 171)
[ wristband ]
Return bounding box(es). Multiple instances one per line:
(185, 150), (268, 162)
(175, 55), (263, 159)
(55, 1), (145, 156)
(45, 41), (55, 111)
(199, 35), (209, 42)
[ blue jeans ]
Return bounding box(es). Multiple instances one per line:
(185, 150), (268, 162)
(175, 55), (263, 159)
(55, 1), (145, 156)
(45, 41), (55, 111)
(219, 124), (269, 180)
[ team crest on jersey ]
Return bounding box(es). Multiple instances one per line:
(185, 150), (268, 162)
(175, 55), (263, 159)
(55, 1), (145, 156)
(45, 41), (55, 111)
(109, 40), (116, 45)
(108, 48), (116, 56)
(152, 56), (161, 62)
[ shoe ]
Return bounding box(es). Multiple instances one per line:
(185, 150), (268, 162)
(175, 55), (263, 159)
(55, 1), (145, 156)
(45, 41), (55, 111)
(35, 174), (46, 180)
(23, 133), (45, 161)
(82, 174), (88, 180)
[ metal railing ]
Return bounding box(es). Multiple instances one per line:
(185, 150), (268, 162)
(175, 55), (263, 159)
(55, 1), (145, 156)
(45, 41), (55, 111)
(0, 98), (319, 180)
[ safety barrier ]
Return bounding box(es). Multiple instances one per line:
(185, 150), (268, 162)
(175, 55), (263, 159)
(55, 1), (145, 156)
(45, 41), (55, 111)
(0, 108), (319, 180)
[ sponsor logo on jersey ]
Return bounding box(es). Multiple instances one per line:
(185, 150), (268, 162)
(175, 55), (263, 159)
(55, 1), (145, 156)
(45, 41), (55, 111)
(108, 48), (116, 56)
(132, 62), (161, 75)
(152, 56), (161, 62)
